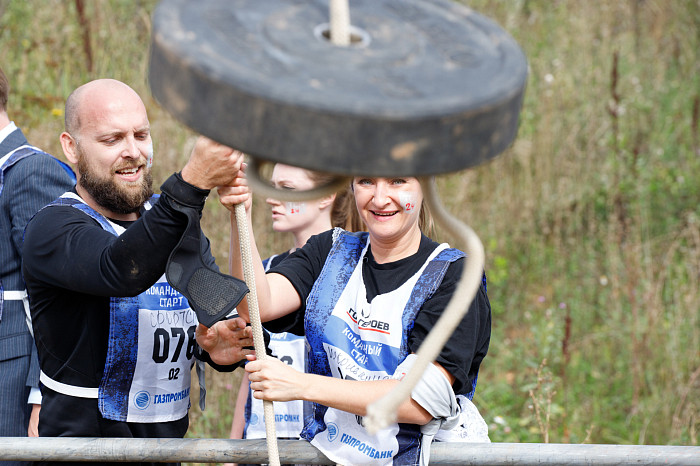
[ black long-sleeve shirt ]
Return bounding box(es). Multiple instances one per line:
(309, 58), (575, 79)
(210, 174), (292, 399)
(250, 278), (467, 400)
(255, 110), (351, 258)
(22, 173), (225, 445)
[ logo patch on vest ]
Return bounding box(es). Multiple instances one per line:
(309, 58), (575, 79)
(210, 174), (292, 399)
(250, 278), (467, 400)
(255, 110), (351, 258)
(347, 307), (390, 333)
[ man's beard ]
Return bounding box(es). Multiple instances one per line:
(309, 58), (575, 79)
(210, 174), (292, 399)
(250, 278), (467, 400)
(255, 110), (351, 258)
(77, 151), (154, 215)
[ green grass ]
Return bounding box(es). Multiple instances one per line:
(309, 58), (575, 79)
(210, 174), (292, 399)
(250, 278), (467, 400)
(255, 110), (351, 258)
(1, 0), (697, 462)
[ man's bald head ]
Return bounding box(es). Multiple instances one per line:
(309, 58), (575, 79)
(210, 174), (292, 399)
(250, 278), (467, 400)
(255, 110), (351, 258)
(64, 79), (146, 138)
(60, 79), (154, 219)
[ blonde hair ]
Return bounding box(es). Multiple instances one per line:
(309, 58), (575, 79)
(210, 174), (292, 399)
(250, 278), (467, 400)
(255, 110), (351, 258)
(303, 170), (360, 232)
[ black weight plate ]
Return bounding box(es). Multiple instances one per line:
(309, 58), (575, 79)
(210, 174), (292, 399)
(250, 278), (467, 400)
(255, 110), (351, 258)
(149, 0), (527, 176)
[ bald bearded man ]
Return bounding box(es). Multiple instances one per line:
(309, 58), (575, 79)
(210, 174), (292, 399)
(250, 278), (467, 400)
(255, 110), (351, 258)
(22, 79), (251, 466)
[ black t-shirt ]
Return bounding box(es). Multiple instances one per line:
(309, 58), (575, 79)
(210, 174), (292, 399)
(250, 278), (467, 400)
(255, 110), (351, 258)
(263, 251), (291, 271)
(267, 229), (491, 396)
(260, 250), (300, 335)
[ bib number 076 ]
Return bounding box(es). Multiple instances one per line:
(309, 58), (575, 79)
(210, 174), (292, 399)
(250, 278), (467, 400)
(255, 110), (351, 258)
(152, 325), (197, 367)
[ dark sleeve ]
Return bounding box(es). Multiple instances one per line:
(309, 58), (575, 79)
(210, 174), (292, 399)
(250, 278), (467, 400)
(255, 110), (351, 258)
(262, 230), (334, 334)
(22, 172), (210, 297)
(407, 258), (491, 396)
(9, 153), (74, 256)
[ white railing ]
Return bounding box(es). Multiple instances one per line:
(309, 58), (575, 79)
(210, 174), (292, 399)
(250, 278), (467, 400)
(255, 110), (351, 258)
(1, 438), (698, 465)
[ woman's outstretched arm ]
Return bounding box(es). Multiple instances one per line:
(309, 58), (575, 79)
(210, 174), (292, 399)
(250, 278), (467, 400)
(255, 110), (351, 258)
(218, 167), (302, 323)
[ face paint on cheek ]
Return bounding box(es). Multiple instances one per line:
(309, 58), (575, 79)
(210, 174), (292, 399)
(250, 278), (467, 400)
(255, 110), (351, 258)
(146, 142), (154, 169)
(399, 192), (417, 214)
(285, 201), (306, 215)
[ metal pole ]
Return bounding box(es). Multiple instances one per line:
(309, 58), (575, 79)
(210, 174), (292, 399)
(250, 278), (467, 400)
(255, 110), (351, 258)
(0, 438), (330, 464)
(429, 442), (700, 465)
(1, 438), (698, 465)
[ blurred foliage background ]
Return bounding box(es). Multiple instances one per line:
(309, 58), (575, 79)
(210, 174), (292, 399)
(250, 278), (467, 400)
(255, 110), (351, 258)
(1, 0), (698, 462)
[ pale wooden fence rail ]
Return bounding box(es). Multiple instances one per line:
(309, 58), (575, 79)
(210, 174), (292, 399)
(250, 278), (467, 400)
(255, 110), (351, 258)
(0, 438), (698, 465)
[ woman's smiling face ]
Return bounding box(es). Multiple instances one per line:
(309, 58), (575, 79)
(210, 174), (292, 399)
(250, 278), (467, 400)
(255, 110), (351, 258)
(352, 177), (423, 244)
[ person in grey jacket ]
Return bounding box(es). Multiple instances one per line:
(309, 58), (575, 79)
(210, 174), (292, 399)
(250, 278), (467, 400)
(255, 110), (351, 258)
(0, 64), (75, 466)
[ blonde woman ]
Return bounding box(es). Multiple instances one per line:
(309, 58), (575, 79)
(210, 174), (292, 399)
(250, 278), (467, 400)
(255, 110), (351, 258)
(214, 169), (491, 466)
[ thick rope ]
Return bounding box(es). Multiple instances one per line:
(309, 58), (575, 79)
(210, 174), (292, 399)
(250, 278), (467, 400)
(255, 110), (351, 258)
(329, 0), (351, 46)
(239, 0), (481, 450)
(234, 203), (281, 466)
(363, 176), (486, 434)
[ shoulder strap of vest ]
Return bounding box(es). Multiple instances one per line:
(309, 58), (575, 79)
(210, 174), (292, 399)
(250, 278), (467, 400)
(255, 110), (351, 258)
(304, 228), (368, 375)
(0, 144), (34, 169)
(1, 146), (36, 197)
(417, 246), (465, 299)
(330, 226), (368, 245)
(433, 248), (487, 293)
(44, 193), (160, 236)
(324, 227), (368, 277)
(399, 246), (465, 358)
(434, 247), (465, 262)
(47, 193), (119, 235)
(263, 254), (277, 272)
(0, 145), (76, 182)
(142, 193), (159, 211)
(307, 228), (367, 300)
(407, 246), (486, 399)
